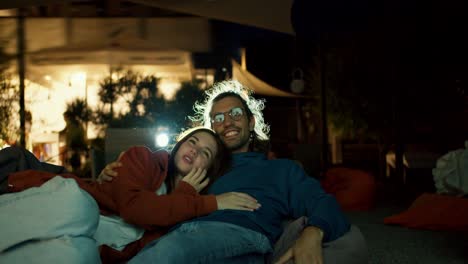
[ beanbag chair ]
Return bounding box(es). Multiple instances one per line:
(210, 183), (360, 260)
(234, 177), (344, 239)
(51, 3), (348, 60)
(384, 193), (468, 231)
(321, 168), (376, 211)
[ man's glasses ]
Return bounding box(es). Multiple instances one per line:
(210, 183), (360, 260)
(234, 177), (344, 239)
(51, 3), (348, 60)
(210, 107), (245, 124)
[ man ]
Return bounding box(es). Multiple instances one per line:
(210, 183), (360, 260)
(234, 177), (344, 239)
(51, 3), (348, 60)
(191, 80), (344, 263)
(102, 80), (367, 264)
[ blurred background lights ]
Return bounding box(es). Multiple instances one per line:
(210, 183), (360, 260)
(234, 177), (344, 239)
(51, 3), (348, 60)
(155, 132), (169, 147)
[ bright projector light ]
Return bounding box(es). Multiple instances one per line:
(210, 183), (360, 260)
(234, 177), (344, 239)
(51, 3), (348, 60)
(155, 133), (169, 147)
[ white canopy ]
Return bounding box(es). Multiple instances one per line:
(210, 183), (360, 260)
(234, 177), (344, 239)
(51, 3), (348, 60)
(232, 59), (303, 98)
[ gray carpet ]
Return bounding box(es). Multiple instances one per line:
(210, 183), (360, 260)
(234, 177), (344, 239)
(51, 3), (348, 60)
(346, 206), (468, 264)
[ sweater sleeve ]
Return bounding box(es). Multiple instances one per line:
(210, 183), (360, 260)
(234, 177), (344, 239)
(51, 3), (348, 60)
(8, 170), (76, 192)
(109, 147), (218, 229)
(287, 163), (350, 242)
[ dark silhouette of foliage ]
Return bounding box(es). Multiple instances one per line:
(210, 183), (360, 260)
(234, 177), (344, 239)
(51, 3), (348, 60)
(93, 69), (206, 135)
(169, 80), (205, 131)
(65, 98), (92, 125)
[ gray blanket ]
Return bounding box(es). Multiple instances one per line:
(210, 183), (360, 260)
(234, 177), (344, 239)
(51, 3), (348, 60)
(0, 146), (67, 194)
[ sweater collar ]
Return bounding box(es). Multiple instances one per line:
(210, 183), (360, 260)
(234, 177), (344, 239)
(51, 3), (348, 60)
(232, 152), (266, 166)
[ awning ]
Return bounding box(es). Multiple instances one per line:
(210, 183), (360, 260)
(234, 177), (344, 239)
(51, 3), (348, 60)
(28, 44), (191, 66)
(128, 0), (294, 34)
(231, 59), (303, 98)
(0, 0), (294, 35)
(0, 0), (73, 9)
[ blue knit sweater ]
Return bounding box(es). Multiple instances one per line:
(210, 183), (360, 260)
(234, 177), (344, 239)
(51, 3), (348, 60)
(195, 152), (350, 244)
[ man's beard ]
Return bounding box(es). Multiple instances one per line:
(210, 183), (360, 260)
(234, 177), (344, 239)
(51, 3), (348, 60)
(225, 136), (250, 152)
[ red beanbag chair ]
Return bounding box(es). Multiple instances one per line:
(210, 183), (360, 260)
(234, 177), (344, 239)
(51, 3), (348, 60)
(384, 193), (468, 231)
(321, 168), (376, 211)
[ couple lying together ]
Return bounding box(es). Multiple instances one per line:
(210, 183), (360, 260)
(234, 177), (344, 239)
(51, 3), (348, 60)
(0, 80), (367, 264)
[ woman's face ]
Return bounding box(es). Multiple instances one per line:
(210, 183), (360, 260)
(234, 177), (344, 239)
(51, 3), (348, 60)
(174, 131), (218, 176)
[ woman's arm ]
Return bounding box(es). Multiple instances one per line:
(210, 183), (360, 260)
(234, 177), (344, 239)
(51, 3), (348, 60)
(107, 146), (217, 229)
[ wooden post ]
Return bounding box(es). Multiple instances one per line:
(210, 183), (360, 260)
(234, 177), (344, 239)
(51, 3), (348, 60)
(17, 9), (26, 148)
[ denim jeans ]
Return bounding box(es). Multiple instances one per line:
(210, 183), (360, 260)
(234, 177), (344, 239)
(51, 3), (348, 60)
(0, 236), (100, 264)
(128, 221), (272, 264)
(94, 214), (144, 251)
(0, 176), (100, 263)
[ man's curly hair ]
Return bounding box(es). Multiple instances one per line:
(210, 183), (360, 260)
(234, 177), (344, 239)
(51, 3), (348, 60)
(190, 79), (270, 142)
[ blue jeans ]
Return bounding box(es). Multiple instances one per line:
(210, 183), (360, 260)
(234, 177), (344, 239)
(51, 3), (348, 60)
(129, 221), (272, 264)
(0, 176), (100, 263)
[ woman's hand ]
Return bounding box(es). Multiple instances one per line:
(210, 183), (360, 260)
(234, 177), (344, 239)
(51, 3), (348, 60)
(97, 161), (122, 183)
(216, 192), (261, 211)
(180, 168), (210, 193)
(97, 152), (124, 183)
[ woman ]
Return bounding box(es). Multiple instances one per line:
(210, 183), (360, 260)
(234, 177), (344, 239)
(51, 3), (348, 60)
(0, 127), (260, 263)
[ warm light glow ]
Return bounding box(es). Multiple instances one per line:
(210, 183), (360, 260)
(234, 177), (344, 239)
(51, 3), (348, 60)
(69, 72), (87, 88)
(158, 79), (181, 100)
(194, 73), (214, 89)
(0, 142), (10, 150)
(10, 77), (18, 86)
(44, 75), (52, 81)
(0, 9), (16, 17)
(26, 81), (67, 133)
(111, 72), (119, 81)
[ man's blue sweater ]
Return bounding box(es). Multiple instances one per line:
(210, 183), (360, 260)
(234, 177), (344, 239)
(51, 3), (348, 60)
(195, 152), (350, 244)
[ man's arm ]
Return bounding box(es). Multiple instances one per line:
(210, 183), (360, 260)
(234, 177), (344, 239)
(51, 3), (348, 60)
(277, 162), (350, 264)
(276, 226), (323, 264)
(289, 163), (350, 242)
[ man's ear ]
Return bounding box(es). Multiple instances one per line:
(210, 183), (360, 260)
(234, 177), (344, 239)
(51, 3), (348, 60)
(249, 116), (255, 131)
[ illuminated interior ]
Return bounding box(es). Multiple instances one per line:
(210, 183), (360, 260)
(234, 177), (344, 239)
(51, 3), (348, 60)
(11, 62), (214, 164)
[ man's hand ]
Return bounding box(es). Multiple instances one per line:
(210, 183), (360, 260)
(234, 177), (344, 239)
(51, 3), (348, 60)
(216, 192), (261, 211)
(275, 226), (324, 264)
(180, 168), (210, 193)
(97, 152), (124, 183)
